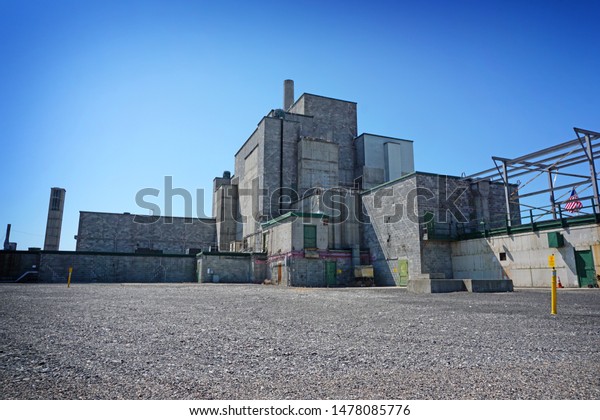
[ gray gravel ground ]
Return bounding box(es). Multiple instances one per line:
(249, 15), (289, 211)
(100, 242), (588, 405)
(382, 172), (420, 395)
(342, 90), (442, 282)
(0, 283), (599, 400)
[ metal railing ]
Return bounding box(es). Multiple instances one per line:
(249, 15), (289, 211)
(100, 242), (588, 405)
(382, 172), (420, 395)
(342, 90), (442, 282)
(425, 198), (599, 241)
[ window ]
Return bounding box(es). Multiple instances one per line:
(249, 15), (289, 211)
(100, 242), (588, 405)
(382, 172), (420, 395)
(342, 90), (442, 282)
(499, 252), (507, 261)
(303, 225), (317, 249)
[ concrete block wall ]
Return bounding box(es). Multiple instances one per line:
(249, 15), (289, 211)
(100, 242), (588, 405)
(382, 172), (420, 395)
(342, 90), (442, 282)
(298, 95), (357, 188)
(415, 173), (517, 279)
(263, 214), (329, 255)
(280, 114), (309, 210)
(361, 172), (514, 284)
(289, 257), (325, 287)
(451, 224), (600, 287)
(263, 117), (283, 219)
(355, 134), (414, 187)
(234, 120), (264, 239)
(469, 181), (521, 229)
(0, 251), (41, 281)
(76, 212), (217, 254)
(420, 241), (453, 279)
(197, 252), (266, 283)
(266, 250), (354, 287)
(297, 137), (339, 194)
(213, 183), (238, 251)
(416, 173), (474, 227)
(360, 166), (385, 190)
(231, 92), (357, 249)
(265, 222), (293, 255)
(39, 251), (196, 283)
(361, 175), (422, 284)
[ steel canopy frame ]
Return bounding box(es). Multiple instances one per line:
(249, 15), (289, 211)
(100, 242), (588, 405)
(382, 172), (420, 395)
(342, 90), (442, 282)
(466, 128), (600, 225)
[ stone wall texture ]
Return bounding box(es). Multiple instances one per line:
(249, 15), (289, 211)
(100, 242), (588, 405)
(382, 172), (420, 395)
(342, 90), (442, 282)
(362, 172), (514, 284)
(76, 211), (217, 254)
(0, 251), (41, 281)
(39, 251), (196, 283)
(197, 253), (267, 283)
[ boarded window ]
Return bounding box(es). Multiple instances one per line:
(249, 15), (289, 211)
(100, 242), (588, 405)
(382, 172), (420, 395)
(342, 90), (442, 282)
(304, 225), (317, 249)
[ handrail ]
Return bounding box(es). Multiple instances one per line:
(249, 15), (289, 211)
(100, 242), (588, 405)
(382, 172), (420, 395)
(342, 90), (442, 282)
(14, 271), (38, 283)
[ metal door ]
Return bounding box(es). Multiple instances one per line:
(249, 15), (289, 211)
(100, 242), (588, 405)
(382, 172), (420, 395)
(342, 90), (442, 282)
(398, 259), (409, 286)
(277, 264), (282, 285)
(325, 261), (337, 287)
(575, 250), (595, 287)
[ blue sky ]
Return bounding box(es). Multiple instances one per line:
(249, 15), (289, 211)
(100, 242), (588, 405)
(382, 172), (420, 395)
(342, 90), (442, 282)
(1, 0), (599, 250)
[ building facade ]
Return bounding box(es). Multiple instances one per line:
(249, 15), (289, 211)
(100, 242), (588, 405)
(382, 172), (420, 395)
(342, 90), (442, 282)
(9, 80), (588, 289)
(76, 211), (217, 255)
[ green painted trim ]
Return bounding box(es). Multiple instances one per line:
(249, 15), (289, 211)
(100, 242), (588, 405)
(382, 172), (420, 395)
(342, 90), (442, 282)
(455, 215), (599, 241)
(261, 212), (329, 229)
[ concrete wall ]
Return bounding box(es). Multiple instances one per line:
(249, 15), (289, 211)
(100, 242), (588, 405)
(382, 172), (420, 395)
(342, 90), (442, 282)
(234, 120), (264, 240)
(297, 94), (357, 188)
(361, 172), (514, 285)
(263, 213), (329, 254)
(213, 179), (238, 252)
(297, 137), (339, 193)
(76, 211), (217, 254)
(451, 224), (600, 288)
(266, 250), (355, 287)
(294, 189), (361, 250)
(0, 251), (41, 281)
(266, 221), (293, 254)
(362, 174), (421, 286)
(355, 134), (414, 188)
(231, 93), (357, 249)
(197, 252), (266, 283)
(39, 251), (196, 283)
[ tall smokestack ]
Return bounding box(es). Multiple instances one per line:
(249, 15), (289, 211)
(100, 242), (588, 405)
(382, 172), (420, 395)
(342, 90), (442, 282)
(284, 79), (294, 110)
(43, 187), (66, 251)
(4, 224), (10, 250)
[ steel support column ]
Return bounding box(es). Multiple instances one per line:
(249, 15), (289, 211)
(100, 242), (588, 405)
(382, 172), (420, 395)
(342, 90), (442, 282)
(547, 169), (557, 220)
(585, 134), (600, 214)
(502, 161), (512, 227)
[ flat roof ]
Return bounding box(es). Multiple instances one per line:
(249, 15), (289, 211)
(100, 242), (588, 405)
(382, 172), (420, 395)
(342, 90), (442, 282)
(361, 171), (514, 195)
(261, 211), (329, 229)
(292, 92), (357, 106)
(79, 210), (215, 222)
(355, 133), (413, 143)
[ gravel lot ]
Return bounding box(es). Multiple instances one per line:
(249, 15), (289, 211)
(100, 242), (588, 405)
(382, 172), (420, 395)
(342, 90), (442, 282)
(0, 283), (598, 400)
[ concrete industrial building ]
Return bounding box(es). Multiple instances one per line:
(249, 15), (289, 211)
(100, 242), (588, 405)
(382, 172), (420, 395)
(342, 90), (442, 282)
(2, 81), (599, 289)
(205, 81), (515, 288)
(75, 211), (217, 255)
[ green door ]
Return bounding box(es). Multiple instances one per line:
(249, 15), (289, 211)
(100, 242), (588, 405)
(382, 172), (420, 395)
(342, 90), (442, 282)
(325, 261), (337, 287)
(575, 250), (595, 287)
(304, 225), (317, 249)
(398, 259), (409, 286)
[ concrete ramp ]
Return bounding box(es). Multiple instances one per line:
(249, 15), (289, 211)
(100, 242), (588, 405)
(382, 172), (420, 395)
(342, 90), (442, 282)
(407, 279), (513, 293)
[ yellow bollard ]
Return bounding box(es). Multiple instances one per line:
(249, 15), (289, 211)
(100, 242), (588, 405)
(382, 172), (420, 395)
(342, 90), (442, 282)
(551, 268), (557, 315)
(67, 267), (73, 288)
